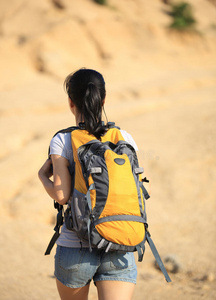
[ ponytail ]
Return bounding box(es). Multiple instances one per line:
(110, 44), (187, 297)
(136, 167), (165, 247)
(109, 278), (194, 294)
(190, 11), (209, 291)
(82, 82), (106, 139)
(64, 68), (106, 140)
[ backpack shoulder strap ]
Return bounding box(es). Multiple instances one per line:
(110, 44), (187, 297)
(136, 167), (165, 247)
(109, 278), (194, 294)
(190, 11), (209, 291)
(48, 126), (79, 156)
(52, 126), (79, 138)
(45, 126), (80, 255)
(106, 122), (120, 129)
(45, 202), (63, 255)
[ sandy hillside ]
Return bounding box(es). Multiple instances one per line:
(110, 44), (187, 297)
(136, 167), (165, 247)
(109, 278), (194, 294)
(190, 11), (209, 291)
(0, 0), (216, 299)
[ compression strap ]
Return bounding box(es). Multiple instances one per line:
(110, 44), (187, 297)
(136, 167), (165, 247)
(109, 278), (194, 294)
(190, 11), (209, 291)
(146, 230), (172, 282)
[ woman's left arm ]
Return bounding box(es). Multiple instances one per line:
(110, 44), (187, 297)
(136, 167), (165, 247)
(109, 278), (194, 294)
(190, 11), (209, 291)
(38, 154), (71, 205)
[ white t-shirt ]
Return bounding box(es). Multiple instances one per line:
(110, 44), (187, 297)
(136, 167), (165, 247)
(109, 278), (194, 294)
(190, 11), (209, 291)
(49, 129), (138, 248)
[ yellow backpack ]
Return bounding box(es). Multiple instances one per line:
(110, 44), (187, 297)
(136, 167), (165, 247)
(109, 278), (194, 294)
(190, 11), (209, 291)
(45, 123), (171, 282)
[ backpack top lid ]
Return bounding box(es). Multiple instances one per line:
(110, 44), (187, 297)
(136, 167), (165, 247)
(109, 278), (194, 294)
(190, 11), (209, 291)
(71, 126), (125, 194)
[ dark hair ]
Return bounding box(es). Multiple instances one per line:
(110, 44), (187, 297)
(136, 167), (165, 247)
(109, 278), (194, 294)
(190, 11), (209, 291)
(64, 68), (106, 139)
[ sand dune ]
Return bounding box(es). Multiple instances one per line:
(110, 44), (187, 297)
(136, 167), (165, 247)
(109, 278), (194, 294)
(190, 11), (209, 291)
(0, 0), (216, 299)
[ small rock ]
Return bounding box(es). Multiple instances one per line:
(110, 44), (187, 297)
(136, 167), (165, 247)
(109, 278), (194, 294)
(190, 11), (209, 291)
(207, 273), (215, 282)
(51, 0), (65, 10)
(192, 272), (215, 283)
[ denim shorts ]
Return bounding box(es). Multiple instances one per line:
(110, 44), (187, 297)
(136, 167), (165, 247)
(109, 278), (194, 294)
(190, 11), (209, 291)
(54, 245), (137, 288)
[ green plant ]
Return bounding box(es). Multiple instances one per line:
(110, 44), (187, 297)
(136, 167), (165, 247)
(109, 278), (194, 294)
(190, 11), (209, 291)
(169, 2), (196, 31)
(93, 0), (107, 5)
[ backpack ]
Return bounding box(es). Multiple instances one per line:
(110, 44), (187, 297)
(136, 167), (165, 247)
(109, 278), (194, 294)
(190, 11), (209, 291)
(45, 123), (171, 283)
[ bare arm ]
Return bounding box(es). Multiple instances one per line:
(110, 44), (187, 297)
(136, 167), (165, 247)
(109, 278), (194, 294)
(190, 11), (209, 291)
(38, 155), (71, 205)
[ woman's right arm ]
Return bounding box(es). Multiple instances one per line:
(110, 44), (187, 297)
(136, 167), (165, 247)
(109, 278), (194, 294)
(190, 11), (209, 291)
(38, 154), (71, 205)
(38, 133), (72, 205)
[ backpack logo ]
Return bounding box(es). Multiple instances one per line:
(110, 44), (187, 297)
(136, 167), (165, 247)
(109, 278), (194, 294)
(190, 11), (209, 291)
(114, 158), (125, 165)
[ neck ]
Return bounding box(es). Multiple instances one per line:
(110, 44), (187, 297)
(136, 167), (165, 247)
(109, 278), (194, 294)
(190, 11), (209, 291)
(75, 113), (83, 126)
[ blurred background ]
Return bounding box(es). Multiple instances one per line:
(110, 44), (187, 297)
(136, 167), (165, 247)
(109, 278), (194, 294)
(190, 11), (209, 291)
(0, 0), (216, 299)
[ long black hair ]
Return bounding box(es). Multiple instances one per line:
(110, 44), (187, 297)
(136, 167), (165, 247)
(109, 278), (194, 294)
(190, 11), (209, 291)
(64, 68), (106, 139)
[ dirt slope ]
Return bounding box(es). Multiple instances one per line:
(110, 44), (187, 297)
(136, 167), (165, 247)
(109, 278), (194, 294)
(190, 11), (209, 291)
(0, 0), (216, 299)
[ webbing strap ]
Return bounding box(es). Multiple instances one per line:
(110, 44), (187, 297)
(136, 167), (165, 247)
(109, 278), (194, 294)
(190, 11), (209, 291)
(140, 182), (150, 200)
(44, 231), (60, 256)
(146, 231), (172, 282)
(86, 184), (95, 212)
(87, 218), (92, 252)
(94, 215), (145, 226)
(86, 184), (95, 252)
(136, 241), (145, 262)
(136, 246), (143, 262)
(45, 208), (63, 255)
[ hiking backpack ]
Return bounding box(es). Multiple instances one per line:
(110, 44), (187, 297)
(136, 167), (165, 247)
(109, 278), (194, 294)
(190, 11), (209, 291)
(45, 123), (171, 283)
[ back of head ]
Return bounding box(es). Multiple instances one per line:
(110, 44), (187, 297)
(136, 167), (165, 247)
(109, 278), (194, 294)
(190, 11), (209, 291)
(64, 68), (106, 139)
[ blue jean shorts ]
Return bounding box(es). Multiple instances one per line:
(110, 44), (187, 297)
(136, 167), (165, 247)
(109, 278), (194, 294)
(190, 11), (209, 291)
(54, 245), (137, 288)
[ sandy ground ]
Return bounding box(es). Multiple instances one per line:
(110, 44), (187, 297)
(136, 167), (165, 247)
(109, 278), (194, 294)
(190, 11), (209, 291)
(0, 0), (216, 299)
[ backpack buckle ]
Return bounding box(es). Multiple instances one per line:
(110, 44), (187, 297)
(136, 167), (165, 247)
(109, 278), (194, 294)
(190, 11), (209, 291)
(142, 177), (149, 183)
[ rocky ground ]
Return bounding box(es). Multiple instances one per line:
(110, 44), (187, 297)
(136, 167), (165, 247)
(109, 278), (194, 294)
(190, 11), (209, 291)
(0, 0), (216, 299)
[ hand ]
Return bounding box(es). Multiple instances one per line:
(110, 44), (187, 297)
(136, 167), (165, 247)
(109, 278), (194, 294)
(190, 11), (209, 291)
(38, 158), (53, 180)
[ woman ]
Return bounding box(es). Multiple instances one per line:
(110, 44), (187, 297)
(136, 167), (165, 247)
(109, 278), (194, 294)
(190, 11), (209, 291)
(38, 68), (139, 300)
